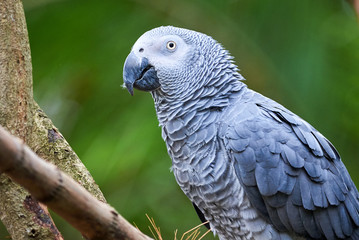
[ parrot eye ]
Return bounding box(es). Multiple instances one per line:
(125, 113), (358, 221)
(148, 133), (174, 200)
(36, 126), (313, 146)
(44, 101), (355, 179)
(166, 41), (176, 50)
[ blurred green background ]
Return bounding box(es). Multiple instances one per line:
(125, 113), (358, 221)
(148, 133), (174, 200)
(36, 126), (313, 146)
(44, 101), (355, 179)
(2, 0), (359, 239)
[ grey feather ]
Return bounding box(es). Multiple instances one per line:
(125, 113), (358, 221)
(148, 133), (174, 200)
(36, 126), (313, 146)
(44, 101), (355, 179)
(314, 210), (335, 239)
(328, 206), (345, 238)
(298, 208), (321, 238)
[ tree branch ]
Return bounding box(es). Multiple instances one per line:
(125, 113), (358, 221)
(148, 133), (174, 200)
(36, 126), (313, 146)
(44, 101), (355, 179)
(0, 0), (105, 238)
(0, 0), (63, 238)
(0, 125), (153, 240)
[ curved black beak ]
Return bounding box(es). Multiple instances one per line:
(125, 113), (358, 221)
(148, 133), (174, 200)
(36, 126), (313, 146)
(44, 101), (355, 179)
(123, 52), (160, 96)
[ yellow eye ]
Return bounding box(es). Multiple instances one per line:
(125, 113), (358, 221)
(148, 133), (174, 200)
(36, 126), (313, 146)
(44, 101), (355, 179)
(166, 41), (176, 50)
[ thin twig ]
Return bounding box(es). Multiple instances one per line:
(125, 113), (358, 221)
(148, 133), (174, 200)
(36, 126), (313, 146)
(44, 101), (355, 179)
(180, 221), (210, 240)
(197, 229), (212, 240)
(354, 0), (359, 19)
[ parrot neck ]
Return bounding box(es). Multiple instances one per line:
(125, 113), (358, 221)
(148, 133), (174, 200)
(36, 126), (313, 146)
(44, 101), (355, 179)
(152, 68), (247, 127)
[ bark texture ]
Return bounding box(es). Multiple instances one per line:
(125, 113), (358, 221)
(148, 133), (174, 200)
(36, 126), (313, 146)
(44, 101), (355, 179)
(0, 0), (105, 238)
(0, 126), (153, 240)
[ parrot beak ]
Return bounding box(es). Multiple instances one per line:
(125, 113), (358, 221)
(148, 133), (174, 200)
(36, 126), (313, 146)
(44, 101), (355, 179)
(123, 51), (160, 96)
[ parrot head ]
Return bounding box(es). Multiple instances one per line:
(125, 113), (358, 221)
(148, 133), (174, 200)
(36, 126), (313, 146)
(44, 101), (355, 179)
(123, 26), (228, 96)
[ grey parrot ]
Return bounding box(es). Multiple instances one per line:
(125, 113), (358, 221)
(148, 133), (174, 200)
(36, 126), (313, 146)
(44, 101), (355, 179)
(123, 26), (359, 240)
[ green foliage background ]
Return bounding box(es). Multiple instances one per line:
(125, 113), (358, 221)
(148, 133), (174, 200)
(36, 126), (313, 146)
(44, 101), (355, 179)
(2, 0), (359, 239)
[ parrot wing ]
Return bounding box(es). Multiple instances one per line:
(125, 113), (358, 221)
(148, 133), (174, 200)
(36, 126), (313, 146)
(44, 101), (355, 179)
(225, 95), (359, 239)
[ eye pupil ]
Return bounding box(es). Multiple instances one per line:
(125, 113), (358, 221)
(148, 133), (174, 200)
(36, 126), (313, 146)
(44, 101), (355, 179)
(166, 41), (176, 50)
